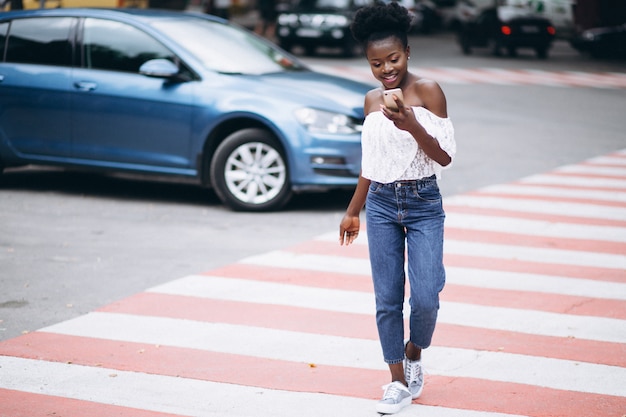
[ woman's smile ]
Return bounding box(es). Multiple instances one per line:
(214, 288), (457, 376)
(381, 73), (399, 87)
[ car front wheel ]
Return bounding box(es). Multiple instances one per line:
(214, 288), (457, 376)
(490, 39), (503, 56)
(278, 39), (293, 52)
(535, 46), (549, 59)
(341, 37), (359, 57)
(458, 32), (472, 54)
(210, 128), (292, 211)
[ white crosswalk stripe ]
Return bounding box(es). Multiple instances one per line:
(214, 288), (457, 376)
(445, 211), (626, 241)
(443, 194), (626, 219)
(0, 356), (528, 417)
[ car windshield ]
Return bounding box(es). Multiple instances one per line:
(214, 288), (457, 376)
(151, 17), (306, 75)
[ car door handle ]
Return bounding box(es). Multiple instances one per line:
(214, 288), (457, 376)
(0, 75), (4, 82)
(74, 81), (98, 91)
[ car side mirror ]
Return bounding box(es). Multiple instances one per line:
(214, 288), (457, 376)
(139, 59), (180, 79)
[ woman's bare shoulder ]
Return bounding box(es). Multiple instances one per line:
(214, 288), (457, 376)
(364, 87), (384, 116)
(411, 78), (448, 118)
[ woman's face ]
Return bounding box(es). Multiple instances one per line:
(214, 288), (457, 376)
(365, 36), (410, 90)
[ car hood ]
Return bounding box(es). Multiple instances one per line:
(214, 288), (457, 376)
(248, 70), (372, 118)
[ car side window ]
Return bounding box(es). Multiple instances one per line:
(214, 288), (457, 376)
(82, 18), (175, 73)
(0, 22), (8, 61)
(4, 17), (74, 66)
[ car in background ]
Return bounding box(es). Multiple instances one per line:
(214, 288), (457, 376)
(413, 0), (443, 33)
(456, 6), (556, 58)
(448, 0), (573, 39)
(446, 0), (482, 31)
(570, 23), (626, 59)
(0, 8), (371, 211)
(276, 0), (371, 57)
(383, 0), (442, 34)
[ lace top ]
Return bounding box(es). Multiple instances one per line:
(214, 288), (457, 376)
(361, 107), (456, 183)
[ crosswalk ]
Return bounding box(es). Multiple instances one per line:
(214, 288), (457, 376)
(311, 65), (626, 89)
(1, 150), (625, 416)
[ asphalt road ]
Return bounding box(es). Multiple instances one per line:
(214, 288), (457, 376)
(0, 30), (624, 341)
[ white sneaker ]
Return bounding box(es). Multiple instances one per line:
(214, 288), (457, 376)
(404, 358), (424, 399)
(376, 381), (412, 414)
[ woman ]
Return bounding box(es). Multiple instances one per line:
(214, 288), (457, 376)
(338, 2), (456, 414)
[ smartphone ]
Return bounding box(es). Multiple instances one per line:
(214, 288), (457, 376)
(383, 88), (404, 112)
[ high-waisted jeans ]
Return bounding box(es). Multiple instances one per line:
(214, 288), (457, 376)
(366, 176), (446, 364)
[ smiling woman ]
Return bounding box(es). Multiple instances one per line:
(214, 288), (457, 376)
(339, 1), (455, 414)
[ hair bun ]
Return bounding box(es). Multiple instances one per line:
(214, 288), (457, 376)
(351, 1), (412, 45)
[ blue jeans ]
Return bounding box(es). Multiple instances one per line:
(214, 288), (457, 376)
(365, 177), (446, 364)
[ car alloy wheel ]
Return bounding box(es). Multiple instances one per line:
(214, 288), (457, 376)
(210, 128), (292, 211)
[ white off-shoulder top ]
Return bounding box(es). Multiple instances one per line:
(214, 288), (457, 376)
(361, 107), (456, 183)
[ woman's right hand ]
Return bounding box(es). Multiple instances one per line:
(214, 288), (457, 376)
(339, 214), (361, 246)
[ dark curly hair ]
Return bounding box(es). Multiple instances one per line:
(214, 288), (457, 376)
(350, 1), (412, 49)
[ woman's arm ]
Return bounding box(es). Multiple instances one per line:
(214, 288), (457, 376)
(339, 174), (370, 246)
(381, 79), (452, 167)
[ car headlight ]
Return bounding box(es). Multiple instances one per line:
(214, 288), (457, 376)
(278, 13), (299, 26)
(582, 32), (596, 41)
(294, 108), (362, 135)
(324, 15), (349, 27)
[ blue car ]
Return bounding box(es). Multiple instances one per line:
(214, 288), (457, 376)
(0, 8), (370, 211)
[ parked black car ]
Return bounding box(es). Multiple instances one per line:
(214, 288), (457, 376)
(380, 0), (442, 34)
(276, 0), (372, 57)
(570, 23), (626, 59)
(457, 7), (556, 58)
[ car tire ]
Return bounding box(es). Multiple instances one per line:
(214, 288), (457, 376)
(304, 45), (317, 56)
(490, 40), (502, 57)
(535, 46), (549, 59)
(279, 40), (293, 53)
(210, 128), (292, 212)
(458, 33), (472, 55)
(340, 37), (358, 58)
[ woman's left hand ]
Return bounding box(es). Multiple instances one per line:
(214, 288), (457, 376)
(380, 97), (416, 131)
